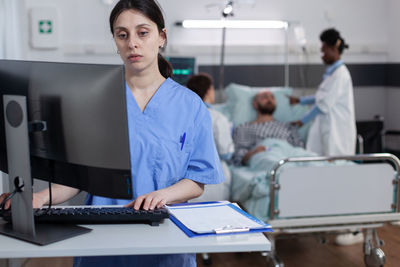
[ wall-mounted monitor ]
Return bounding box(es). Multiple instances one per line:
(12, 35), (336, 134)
(166, 57), (196, 85)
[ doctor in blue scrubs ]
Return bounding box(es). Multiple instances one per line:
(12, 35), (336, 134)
(2, 0), (224, 266)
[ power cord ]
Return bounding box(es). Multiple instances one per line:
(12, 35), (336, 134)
(46, 161), (55, 211)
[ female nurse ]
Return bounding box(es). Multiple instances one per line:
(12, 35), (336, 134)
(289, 28), (356, 156)
(1, 0), (224, 266)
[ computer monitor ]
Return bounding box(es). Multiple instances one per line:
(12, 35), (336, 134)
(0, 60), (132, 199)
(0, 60), (132, 244)
(166, 57), (196, 85)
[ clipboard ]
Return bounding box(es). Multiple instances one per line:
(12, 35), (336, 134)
(166, 201), (273, 238)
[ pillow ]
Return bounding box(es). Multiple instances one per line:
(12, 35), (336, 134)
(222, 83), (311, 141)
(211, 102), (232, 122)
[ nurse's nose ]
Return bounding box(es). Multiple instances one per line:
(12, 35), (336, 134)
(127, 36), (139, 49)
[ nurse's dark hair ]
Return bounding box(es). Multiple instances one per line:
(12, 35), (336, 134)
(186, 73), (214, 100)
(320, 28), (349, 54)
(109, 0), (173, 78)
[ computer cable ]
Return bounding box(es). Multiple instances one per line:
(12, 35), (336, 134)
(47, 180), (53, 210)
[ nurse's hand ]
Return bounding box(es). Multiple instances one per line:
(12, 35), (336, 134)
(125, 179), (204, 210)
(288, 95), (300, 105)
(0, 192), (11, 210)
(291, 120), (303, 127)
(126, 190), (168, 211)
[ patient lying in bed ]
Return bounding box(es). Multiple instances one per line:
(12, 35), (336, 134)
(233, 90), (304, 165)
(230, 91), (338, 221)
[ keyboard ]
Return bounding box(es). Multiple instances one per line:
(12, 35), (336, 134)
(1, 206), (170, 226)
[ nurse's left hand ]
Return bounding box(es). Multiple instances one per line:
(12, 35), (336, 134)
(125, 190), (168, 211)
(291, 120), (303, 127)
(287, 95), (300, 105)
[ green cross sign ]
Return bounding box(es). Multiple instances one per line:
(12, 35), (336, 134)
(39, 20), (52, 34)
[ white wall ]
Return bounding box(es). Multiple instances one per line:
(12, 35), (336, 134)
(385, 88), (400, 130)
(385, 0), (400, 130)
(15, 0), (389, 65)
(387, 0), (400, 62)
(354, 87), (386, 121)
(1, 0), (399, 130)
(0, 172), (8, 194)
(163, 0), (389, 64)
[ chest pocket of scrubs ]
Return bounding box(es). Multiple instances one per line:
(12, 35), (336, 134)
(154, 137), (192, 188)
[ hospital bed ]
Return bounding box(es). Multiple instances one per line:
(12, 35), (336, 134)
(211, 83), (399, 266)
(264, 153), (400, 267)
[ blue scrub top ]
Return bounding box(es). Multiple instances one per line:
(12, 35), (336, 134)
(75, 78), (224, 267)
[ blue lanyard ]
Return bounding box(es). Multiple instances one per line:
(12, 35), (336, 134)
(323, 60), (343, 80)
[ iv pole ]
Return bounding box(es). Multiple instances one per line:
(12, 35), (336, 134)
(219, 25), (227, 91)
(284, 24), (289, 88)
(218, 1), (234, 91)
(217, 1), (290, 89)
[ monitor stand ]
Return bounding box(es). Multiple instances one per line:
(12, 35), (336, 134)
(0, 95), (91, 245)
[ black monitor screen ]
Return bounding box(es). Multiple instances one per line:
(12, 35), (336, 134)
(166, 57), (196, 85)
(0, 60), (132, 199)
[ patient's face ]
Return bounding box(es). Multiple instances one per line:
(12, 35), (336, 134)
(254, 91), (276, 115)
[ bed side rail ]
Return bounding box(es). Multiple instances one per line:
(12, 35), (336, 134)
(268, 153), (400, 220)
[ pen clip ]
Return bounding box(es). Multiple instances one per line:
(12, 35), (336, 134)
(213, 225), (250, 234)
(180, 132), (186, 150)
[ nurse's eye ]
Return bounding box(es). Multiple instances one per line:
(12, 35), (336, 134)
(138, 31), (149, 37)
(116, 32), (128, 39)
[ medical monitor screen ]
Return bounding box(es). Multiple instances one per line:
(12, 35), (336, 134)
(0, 60), (132, 199)
(166, 57), (196, 85)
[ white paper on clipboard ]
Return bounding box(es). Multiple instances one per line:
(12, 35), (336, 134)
(166, 201), (271, 234)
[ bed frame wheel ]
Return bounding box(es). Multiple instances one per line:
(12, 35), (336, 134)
(266, 253), (284, 267)
(364, 229), (386, 267)
(364, 247), (386, 267)
(201, 253), (212, 265)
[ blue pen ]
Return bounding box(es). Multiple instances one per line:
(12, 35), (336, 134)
(180, 132), (186, 150)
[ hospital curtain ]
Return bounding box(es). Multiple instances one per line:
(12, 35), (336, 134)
(0, 0), (22, 59)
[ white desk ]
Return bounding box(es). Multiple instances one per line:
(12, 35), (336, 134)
(0, 219), (270, 258)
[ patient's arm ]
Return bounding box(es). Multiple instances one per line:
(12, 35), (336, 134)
(287, 124), (305, 148)
(241, 145), (266, 165)
(232, 125), (257, 165)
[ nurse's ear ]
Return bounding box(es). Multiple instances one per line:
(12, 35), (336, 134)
(335, 39), (341, 48)
(159, 28), (167, 49)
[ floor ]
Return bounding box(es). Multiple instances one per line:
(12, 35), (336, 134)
(9, 223), (400, 267)
(196, 223), (400, 267)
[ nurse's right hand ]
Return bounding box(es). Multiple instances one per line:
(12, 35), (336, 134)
(288, 95), (300, 105)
